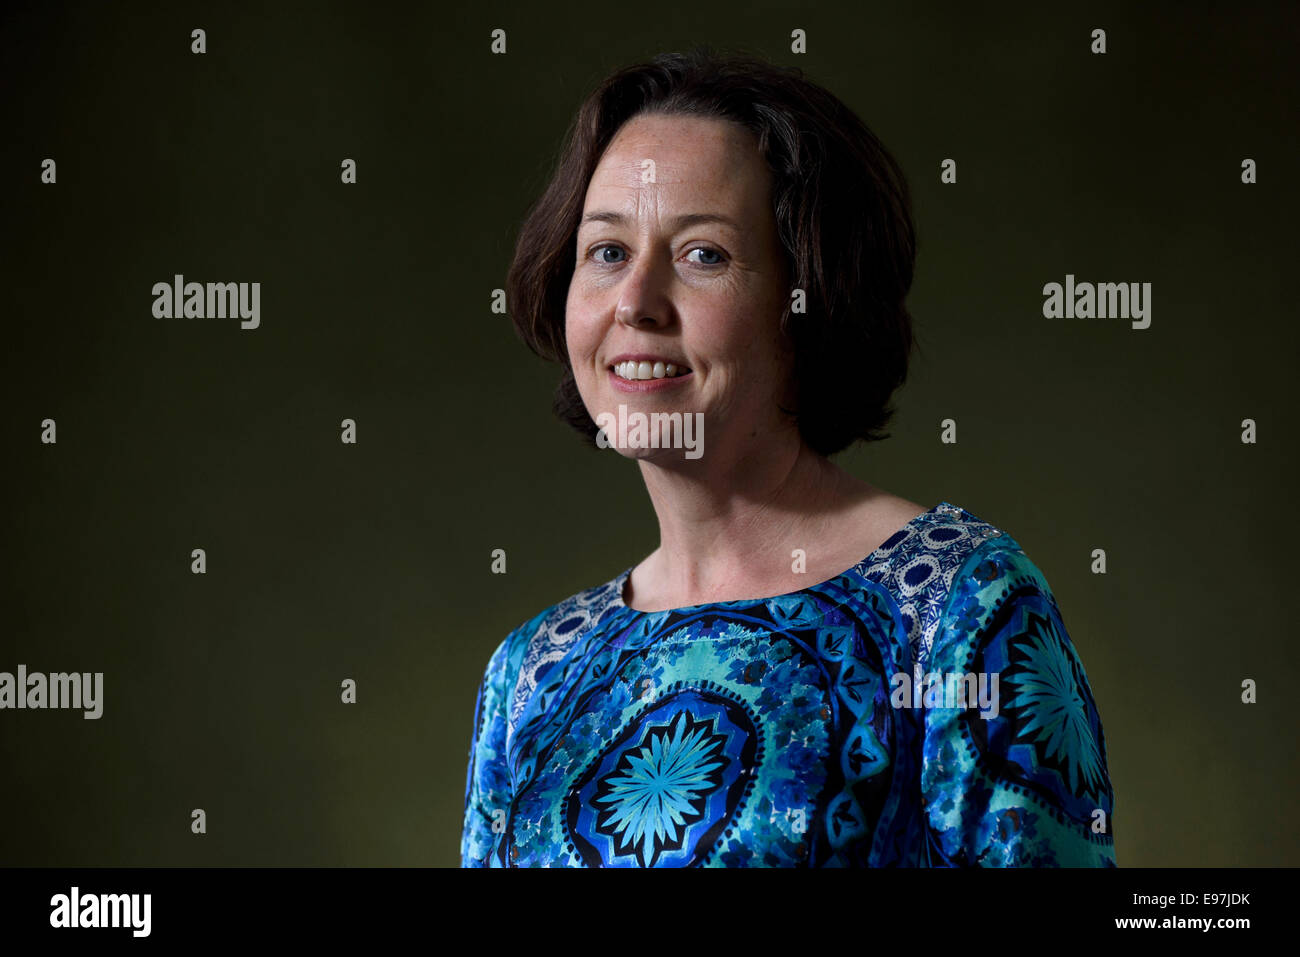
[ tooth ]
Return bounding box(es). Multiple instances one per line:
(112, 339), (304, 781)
(665, 363), (677, 376)
(652, 361), (665, 378)
(637, 361), (651, 379)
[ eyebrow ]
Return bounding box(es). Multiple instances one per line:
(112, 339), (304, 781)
(578, 210), (742, 233)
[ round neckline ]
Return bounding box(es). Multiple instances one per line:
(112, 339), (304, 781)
(611, 501), (956, 615)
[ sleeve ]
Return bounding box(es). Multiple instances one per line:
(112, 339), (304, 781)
(460, 637), (515, 867)
(919, 542), (1117, 866)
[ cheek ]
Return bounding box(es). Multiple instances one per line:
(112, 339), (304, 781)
(712, 304), (788, 396)
(714, 311), (779, 368)
(564, 312), (606, 389)
(563, 286), (588, 351)
(565, 311), (596, 363)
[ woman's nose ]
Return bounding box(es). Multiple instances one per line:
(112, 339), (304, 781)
(614, 256), (672, 328)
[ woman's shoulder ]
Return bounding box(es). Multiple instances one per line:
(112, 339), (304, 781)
(922, 503), (1063, 610)
(906, 501), (1069, 615)
(913, 503), (1086, 676)
(508, 570), (627, 651)
(847, 500), (1036, 667)
(854, 499), (1018, 590)
(478, 571), (629, 733)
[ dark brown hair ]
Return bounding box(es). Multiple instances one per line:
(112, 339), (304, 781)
(506, 46), (917, 456)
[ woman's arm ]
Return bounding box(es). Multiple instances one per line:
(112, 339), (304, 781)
(920, 542), (1118, 866)
(461, 638), (514, 867)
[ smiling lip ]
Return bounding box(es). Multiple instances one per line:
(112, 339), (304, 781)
(608, 366), (693, 393)
(606, 354), (693, 393)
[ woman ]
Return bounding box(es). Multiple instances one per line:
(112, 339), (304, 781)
(461, 48), (1116, 867)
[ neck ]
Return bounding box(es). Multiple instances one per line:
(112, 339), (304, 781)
(631, 427), (871, 606)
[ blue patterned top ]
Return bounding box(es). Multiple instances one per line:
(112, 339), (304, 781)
(461, 502), (1117, 867)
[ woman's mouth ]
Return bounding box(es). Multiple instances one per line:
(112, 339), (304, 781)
(607, 358), (694, 392)
(611, 360), (690, 381)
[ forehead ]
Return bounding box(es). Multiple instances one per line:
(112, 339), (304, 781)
(584, 113), (769, 209)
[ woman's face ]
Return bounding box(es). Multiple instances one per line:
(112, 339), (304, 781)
(565, 112), (792, 462)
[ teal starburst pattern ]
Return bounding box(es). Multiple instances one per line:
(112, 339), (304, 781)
(1002, 610), (1107, 802)
(591, 710), (729, 867)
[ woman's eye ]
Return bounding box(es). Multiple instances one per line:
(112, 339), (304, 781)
(687, 247), (725, 266)
(588, 244), (725, 266)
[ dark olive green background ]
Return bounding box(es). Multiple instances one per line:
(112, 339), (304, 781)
(1, 1), (1295, 867)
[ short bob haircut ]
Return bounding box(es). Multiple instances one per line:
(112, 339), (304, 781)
(506, 46), (917, 457)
